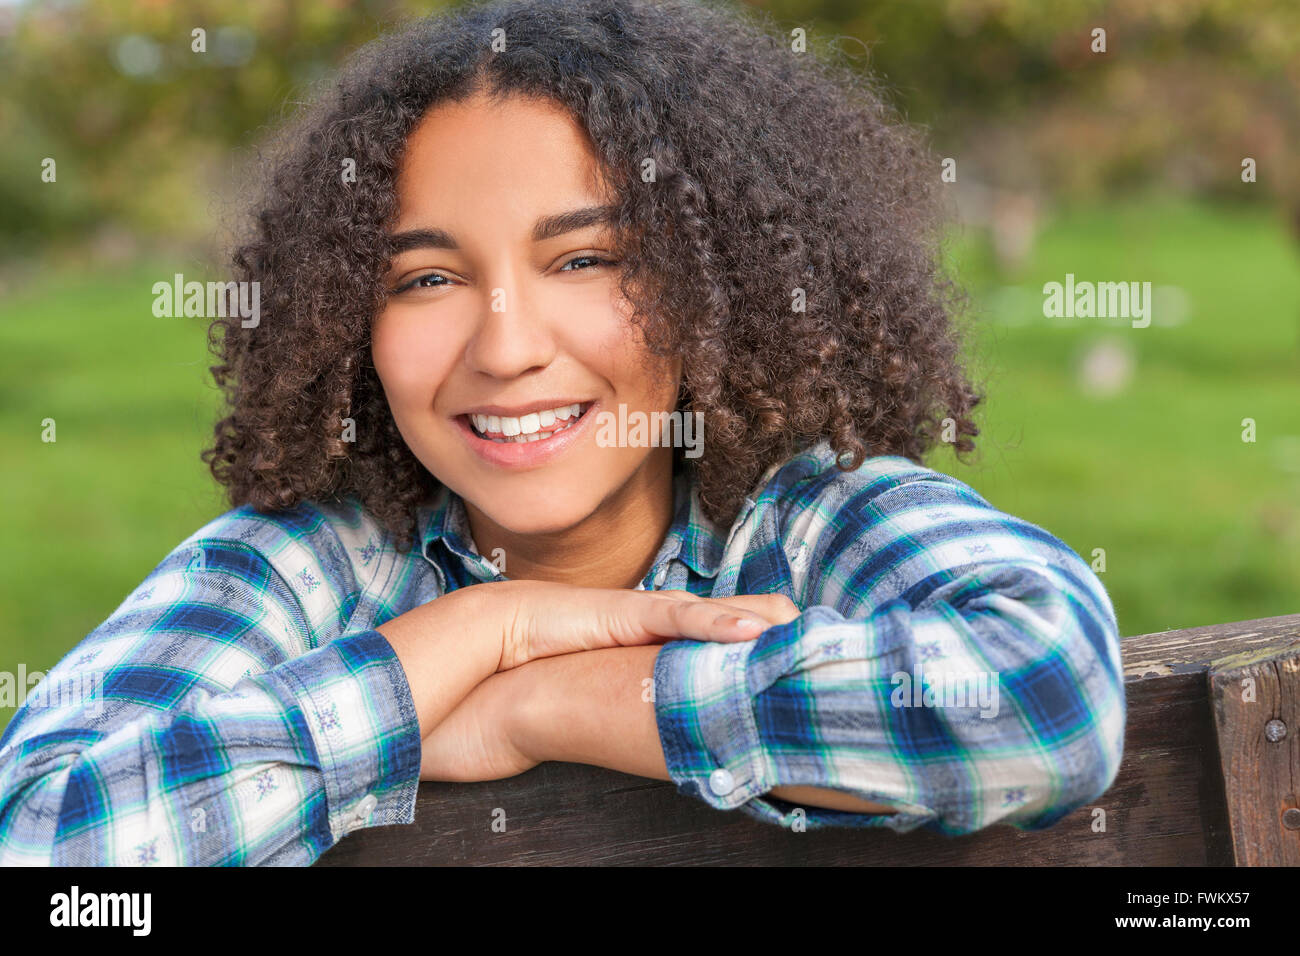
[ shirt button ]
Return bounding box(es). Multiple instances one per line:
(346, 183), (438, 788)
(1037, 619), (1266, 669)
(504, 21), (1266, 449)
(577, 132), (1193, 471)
(346, 793), (378, 832)
(708, 768), (736, 796)
(653, 567), (668, 587)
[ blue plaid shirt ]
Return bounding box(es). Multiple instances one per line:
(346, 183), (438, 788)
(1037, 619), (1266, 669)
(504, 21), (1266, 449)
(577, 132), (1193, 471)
(0, 441), (1125, 864)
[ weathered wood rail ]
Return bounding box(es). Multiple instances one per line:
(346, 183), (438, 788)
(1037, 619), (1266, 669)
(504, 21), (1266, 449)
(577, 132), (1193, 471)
(317, 613), (1300, 866)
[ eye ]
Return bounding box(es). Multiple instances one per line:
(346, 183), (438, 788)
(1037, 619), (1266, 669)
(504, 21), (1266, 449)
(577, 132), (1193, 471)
(390, 272), (450, 294)
(559, 255), (616, 272)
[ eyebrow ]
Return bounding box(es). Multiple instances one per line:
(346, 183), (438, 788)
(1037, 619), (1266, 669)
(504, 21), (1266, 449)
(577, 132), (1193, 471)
(387, 204), (617, 254)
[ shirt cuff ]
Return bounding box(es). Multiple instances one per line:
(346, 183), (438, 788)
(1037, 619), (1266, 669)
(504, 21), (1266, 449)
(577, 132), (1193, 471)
(254, 628), (422, 844)
(653, 609), (939, 832)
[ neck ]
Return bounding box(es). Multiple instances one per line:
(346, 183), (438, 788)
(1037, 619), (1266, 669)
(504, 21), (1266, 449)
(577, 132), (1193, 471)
(464, 450), (678, 590)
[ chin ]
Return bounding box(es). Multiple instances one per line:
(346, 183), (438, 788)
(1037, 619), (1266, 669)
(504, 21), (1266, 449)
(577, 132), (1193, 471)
(474, 497), (595, 537)
(451, 468), (599, 533)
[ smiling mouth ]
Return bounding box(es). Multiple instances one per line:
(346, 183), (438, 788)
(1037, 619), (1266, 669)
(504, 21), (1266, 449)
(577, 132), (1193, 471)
(464, 402), (594, 444)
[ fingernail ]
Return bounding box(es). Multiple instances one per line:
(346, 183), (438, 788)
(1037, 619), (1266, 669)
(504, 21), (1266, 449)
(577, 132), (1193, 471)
(729, 616), (765, 635)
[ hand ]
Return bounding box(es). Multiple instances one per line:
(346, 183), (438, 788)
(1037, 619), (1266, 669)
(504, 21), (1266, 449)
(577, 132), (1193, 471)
(491, 580), (800, 671)
(419, 589), (801, 781)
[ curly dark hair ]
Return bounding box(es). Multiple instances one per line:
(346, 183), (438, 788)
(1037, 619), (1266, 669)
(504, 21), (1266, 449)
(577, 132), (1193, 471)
(203, 0), (982, 552)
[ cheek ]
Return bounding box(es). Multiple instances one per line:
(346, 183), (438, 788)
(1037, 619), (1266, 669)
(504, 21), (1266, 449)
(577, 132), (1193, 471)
(607, 338), (680, 409)
(571, 310), (678, 406)
(372, 314), (456, 410)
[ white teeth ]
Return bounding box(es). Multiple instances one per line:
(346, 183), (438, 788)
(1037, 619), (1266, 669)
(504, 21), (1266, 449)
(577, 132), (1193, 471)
(469, 402), (588, 443)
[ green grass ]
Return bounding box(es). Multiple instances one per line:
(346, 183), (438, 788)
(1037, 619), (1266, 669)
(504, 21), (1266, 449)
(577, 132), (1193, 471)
(1, 260), (225, 731)
(926, 195), (1300, 638)
(2, 196), (1299, 733)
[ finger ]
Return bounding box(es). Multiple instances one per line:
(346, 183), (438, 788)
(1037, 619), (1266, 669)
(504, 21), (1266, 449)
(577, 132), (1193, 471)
(647, 588), (797, 625)
(619, 594), (770, 644)
(654, 588), (705, 602)
(705, 593), (801, 626)
(643, 589), (791, 627)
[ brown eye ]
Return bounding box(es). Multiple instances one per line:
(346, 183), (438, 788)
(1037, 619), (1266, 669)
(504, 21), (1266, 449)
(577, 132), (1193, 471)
(559, 255), (615, 272)
(392, 272), (450, 293)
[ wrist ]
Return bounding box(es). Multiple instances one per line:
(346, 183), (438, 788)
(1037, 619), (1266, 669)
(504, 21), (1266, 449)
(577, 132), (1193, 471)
(375, 583), (508, 738)
(455, 578), (529, 673)
(418, 582), (515, 677)
(504, 659), (551, 764)
(447, 581), (511, 673)
(503, 645), (668, 776)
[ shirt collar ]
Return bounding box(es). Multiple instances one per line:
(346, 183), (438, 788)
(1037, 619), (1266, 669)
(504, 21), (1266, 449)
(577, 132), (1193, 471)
(661, 466), (727, 579)
(416, 465), (731, 581)
(417, 483), (486, 572)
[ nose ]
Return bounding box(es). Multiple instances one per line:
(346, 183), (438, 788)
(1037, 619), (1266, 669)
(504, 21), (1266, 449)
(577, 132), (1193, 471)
(462, 281), (558, 379)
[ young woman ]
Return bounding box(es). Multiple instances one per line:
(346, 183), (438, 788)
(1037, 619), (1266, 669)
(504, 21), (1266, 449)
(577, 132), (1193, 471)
(0, 0), (1125, 865)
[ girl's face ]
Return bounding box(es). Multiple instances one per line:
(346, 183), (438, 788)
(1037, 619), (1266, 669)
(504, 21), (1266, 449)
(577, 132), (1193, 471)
(372, 90), (681, 536)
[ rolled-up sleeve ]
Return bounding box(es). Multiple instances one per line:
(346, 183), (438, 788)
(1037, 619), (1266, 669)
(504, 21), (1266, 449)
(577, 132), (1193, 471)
(654, 470), (1126, 835)
(0, 507), (422, 865)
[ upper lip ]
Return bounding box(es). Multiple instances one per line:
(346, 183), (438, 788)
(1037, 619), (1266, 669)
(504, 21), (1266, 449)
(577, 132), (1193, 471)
(459, 399), (594, 418)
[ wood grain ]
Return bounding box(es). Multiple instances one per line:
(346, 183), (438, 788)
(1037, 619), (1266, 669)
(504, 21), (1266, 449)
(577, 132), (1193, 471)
(1209, 637), (1300, 865)
(316, 613), (1300, 866)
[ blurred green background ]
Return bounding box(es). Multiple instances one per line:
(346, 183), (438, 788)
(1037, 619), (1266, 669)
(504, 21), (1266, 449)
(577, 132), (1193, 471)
(2, 0), (1299, 732)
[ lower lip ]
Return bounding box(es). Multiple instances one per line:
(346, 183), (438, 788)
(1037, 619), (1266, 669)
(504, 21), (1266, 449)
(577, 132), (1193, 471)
(455, 404), (597, 469)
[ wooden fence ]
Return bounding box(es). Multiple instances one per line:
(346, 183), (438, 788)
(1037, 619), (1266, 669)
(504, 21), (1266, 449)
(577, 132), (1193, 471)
(317, 612), (1300, 866)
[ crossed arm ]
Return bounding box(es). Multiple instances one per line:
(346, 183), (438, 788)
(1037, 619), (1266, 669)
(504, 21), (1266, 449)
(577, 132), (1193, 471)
(418, 640), (897, 815)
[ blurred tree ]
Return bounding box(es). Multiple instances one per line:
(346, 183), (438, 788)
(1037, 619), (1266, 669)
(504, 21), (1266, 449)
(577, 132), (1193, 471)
(1, 0), (1297, 253)
(0, 0), (445, 253)
(755, 0), (1299, 214)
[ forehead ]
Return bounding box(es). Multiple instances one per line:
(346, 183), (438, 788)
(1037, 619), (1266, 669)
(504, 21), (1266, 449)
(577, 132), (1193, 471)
(393, 91), (611, 229)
